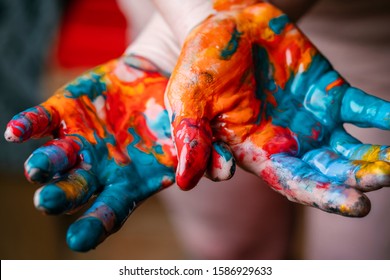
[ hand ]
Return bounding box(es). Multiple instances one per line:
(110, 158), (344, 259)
(4, 56), (177, 252)
(166, 1), (390, 216)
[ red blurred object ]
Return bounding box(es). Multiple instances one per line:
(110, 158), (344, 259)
(56, 0), (128, 68)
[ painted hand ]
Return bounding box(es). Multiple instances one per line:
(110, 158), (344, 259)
(166, 1), (390, 216)
(4, 56), (178, 252)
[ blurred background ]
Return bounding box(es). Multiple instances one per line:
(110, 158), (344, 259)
(1, 0), (389, 260)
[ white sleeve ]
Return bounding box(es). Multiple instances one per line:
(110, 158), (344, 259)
(125, 13), (181, 73)
(152, 0), (215, 45)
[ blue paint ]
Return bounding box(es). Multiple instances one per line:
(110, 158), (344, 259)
(304, 70), (348, 127)
(252, 44), (276, 101)
(268, 153), (368, 216)
(171, 112), (176, 123)
(341, 87), (390, 129)
(37, 184), (68, 214)
(329, 127), (361, 156)
(65, 73), (107, 101)
(80, 149), (93, 166)
(270, 153), (330, 186)
(126, 128), (174, 189)
(61, 124), (175, 252)
(269, 14), (290, 35)
(91, 184), (134, 227)
(67, 217), (104, 252)
(251, 44), (358, 155)
(290, 55), (333, 98)
(302, 148), (356, 184)
(25, 145), (70, 183)
(144, 110), (171, 140)
(330, 128), (389, 161)
(213, 142), (233, 162)
(220, 28), (242, 60)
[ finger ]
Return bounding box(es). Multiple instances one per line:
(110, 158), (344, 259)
(330, 127), (390, 161)
(165, 21), (239, 190)
(66, 181), (144, 252)
(174, 117), (212, 190)
(341, 87), (390, 129)
(34, 167), (99, 215)
(302, 147), (390, 191)
(4, 104), (60, 143)
(24, 137), (81, 184)
(263, 154), (371, 217)
(205, 141), (236, 181)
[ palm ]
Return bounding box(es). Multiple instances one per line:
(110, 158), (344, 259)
(167, 2), (390, 216)
(5, 57), (176, 251)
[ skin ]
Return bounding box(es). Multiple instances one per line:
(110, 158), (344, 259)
(166, 1), (390, 216)
(4, 55), (234, 252)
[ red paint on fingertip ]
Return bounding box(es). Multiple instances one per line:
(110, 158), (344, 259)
(174, 118), (212, 190)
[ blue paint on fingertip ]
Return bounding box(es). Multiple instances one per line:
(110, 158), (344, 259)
(67, 217), (105, 252)
(37, 184), (68, 214)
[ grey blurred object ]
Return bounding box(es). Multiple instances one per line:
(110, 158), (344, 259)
(0, 0), (63, 171)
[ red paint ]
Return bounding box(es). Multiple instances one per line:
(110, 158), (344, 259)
(7, 106), (59, 141)
(261, 125), (298, 156)
(261, 166), (282, 191)
(175, 118), (212, 190)
(44, 138), (80, 167)
(326, 77), (345, 92)
(315, 182), (330, 190)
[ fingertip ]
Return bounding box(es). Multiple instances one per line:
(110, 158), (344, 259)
(174, 118), (212, 190)
(176, 175), (199, 191)
(5, 105), (58, 142)
(339, 192), (371, 218)
(351, 194), (371, 217)
(67, 217), (105, 252)
(341, 87), (390, 129)
(175, 138), (210, 190)
(4, 126), (22, 143)
(34, 185), (68, 214)
(24, 153), (51, 183)
(324, 187), (371, 217)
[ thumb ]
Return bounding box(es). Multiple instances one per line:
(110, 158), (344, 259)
(165, 46), (216, 190)
(173, 116), (212, 190)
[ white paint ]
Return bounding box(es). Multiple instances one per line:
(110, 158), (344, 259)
(92, 95), (107, 121)
(4, 127), (19, 142)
